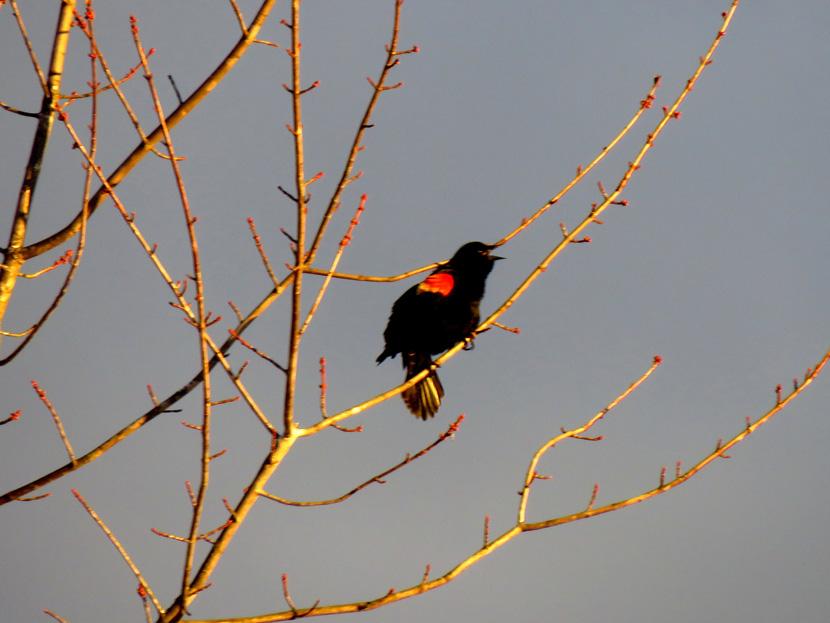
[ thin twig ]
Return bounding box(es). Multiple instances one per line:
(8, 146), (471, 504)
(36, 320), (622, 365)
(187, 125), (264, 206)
(260, 415), (464, 506)
(494, 74), (661, 247)
(228, 329), (287, 373)
(314, 357), (363, 434)
(0, 410), (22, 426)
(71, 9), (174, 161)
(300, 194), (366, 334)
(247, 217), (281, 289)
(43, 610), (70, 623)
(305, 0), (415, 265)
(151, 527), (188, 543)
(318, 356), (328, 418)
(71, 489), (164, 614)
(60, 61), (142, 101)
(227, 300), (243, 323)
(523, 346), (829, 531)
(131, 18), (213, 612)
(491, 321), (520, 335)
(0, 100), (41, 118)
(0, 327), (33, 338)
(585, 483), (600, 511)
(303, 263), (438, 282)
(15, 492), (52, 502)
(185, 480), (197, 508)
(7, 248), (73, 278)
(282, 0), (308, 438)
(140, 585), (153, 623)
(227, 0), (248, 34)
(168, 74), (185, 106)
(281, 574), (299, 614)
(517, 356), (662, 523)
(8, 0), (48, 94)
(31, 380), (75, 463)
(280, 573), (319, 618)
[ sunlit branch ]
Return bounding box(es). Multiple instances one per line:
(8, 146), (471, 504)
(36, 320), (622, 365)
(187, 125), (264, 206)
(0, 0), (75, 348)
(247, 217), (281, 290)
(131, 20), (213, 609)
(22, 0), (279, 260)
(227, 0), (247, 34)
(8, 0), (49, 94)
(300, 194), (366, 335)
(0, 327), (33, 338)
(494, 74), (662, 247)
(260, 415), (463, 506)
(3, 248), (73, 278)
(305, 0), (415, 265)
(31, 380), (76, 463)
(60, 60), (141, 101)
(43, 610), (71, 623)
(479, 0), (742, 335)
(158, 435), (300, 623)
(14, 492), (52, 502)
(304, 263), (438, 282)
(282, 0), (308, 438)
(72, 488), (164, 614)
(0, 275), (288, 506)
(57, 100), (278, 440)
(71, 9), (175, 161)
(523, 346), (828, 530)
(0, 6), (98, 365)
(185, 348), (830, 623)
(518, 356), (662, 523)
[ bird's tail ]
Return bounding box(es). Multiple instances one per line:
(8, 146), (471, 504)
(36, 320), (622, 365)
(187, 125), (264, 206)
(402, 352), (444, 420)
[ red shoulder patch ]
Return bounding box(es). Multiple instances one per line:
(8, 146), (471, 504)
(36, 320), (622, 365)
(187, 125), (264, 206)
(418, 271), (454, 296)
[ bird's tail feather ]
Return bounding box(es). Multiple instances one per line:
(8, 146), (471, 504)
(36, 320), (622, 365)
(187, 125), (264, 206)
(402, 352), (444, 420)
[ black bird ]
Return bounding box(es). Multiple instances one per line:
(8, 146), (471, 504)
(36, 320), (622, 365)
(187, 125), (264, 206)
(376, 241), (502, 419)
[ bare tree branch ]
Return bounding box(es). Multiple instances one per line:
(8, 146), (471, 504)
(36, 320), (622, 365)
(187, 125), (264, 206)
(260, 414), (464, 507)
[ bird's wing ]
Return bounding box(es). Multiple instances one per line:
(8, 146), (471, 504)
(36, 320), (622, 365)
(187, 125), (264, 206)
(416, 269), (454, 296)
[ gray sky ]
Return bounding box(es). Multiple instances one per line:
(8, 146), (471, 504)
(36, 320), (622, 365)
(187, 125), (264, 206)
(2, 2), (829, 622)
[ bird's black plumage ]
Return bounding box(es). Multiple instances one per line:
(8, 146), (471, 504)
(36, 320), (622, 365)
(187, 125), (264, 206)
(377, 241), (502, 419)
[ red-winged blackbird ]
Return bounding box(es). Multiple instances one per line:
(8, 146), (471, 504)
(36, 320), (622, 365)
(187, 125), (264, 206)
(377, 241), (502, 420)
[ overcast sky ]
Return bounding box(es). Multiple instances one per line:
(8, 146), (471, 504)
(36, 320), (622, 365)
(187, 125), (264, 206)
(2, 2), (829, 622)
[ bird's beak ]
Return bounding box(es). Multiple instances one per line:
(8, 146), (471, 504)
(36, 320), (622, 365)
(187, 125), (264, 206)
(485, 244), (504, 260)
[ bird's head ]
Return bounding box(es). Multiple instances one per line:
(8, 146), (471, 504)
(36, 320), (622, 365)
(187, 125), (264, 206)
(448, 241), (503, 275)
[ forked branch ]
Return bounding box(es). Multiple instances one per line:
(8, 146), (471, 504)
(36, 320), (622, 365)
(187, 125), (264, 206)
(260, 415), (464, 507)
(182, 344), (828, 623)
(22, 0), (279, 260)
